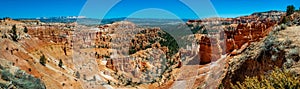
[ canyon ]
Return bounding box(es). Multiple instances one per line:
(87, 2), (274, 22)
(0, 10), (300, 89)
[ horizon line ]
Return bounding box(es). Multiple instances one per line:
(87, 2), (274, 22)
(2, 10), (286, 20)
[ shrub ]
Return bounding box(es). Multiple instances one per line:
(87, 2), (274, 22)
(13, 70), (46, 89)
(231, 68), (300, 89)
(201, 28), (208, 34)
(1, 69), (12, 81)
(274, 26), (281, 32)
(75, 71), (80, 79)
(0, 69), (46, 89)
(128, 48), (137, 55)
(281, 16), (289, 24)
(280, 24), (287, 30)
(39, 54), (47, 66)
(286, 48), (300, 62)
(263, 35), (276, 52)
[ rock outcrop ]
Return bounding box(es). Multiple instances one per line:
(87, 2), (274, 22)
(188, 14), (280, 65)
(221, 25), (300, 88)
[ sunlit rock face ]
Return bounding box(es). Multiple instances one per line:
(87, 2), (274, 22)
(198, 36), (221, 65)
(191, 14), (279, 65)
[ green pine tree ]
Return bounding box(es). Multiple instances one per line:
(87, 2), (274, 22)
(40, 54), (47, 66)
(58, 59), (63, 68)
(11, 25), (18, 42)
(24, 26), (28, 33)
(287, 5), (295, 16)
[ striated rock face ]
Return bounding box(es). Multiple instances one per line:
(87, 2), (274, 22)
(27, 25), (72, 44)
(182, 16), (282, 88)
(224, 21), (276, 54)
(220, 35), (286, 88)
(198, 36), (221, 64)
(192, 18), (278, 65)
(221, 25), (300, 88)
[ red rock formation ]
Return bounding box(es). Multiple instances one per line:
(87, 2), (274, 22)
(196, 18), (277, 65)
(198, 36), (221, 64)
(27, 26), (70, 44)
(224, 20), (276, 52)
(106, 59), (116, 71)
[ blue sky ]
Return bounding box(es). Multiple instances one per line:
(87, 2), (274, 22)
(0, 0), (299, 19)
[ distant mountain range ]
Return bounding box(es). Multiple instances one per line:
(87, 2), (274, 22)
(13, 10), (285, 25)
(14, 16), (190, 26)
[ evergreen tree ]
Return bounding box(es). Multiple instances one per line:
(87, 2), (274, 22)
(39, 54), (46, 66)
(11, 25), (18, 42)
(63, 47), (67, 55)
(24, 26), (28, 33)
(58, 59), (63, 68)
(287, 5), (295, 16)
(75, 71), (80, 79)
(202, 29), (208, 34)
